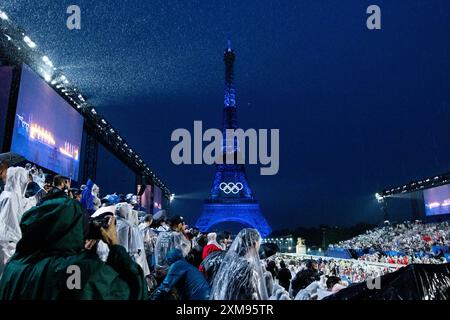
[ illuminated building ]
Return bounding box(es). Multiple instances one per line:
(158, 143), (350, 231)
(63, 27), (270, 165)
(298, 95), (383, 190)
(195, 42), (272, 237)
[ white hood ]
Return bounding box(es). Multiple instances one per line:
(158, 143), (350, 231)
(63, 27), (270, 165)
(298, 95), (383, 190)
(4, 167), (29, 196)
(0, 167), (36, 243)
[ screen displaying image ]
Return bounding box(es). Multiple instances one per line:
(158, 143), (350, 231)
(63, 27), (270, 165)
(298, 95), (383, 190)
(423, 184), (450, 216)
(137, 184), (152, 214)
(10, 64), (84, 180)
(0, 66), (13, 151)
(153, 185), (162, 211)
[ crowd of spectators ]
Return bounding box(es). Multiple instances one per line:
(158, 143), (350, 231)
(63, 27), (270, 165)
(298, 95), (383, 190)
(0, 161), (449, 300)
(0, 162), (280, 300)
(261, 254), (393, 300)
(328, 221), (450, 263)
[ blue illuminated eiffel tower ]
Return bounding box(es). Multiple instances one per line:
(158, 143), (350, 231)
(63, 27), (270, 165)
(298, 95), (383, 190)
(195, 41), (272, 237)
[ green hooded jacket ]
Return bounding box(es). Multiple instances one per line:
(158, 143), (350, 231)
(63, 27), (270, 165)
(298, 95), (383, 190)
(0, 195), (148, 300)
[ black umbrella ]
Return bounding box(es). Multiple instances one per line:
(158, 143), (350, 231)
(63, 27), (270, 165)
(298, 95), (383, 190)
(0, 152), (25, 166)
(259, 243), (280, 259)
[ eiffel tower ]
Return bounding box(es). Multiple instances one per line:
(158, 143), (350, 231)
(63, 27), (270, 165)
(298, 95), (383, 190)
(195, 41), (272, 237)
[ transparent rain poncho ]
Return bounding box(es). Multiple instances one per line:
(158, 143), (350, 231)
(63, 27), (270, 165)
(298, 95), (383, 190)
(264, 271), (274, 298)
(210, 228), (268, 300)
(0, 167), (37, 243)
(154, 228), (191, 267)
(115, 202), (150, 276)
(0, 167), (37, 276)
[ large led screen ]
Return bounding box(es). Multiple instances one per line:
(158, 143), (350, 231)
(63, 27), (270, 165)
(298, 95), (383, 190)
(137, 184), (152, 214)
(153, 185), (162, 211)
(424, 184), (450, 216)
(10, 64), (84, 180)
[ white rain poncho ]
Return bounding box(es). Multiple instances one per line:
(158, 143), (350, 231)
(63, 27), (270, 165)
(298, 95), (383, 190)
(264, 271), (274, 298)
(92, 184), (101, 211)
(154, 229), (191, 267)
(115, 202), (150, 276)
(210, 228), (268, 300)
(139, 224), (157, 256)
(0, 167), (37, 275)
(96, 240), (109, 262)
(207, 232), (221, 248)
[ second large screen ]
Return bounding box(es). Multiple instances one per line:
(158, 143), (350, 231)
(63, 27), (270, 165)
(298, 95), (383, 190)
(424, 184), (450, 216)
(10, 64), (84, 180)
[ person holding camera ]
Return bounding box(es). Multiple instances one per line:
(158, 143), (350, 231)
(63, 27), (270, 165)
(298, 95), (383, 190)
(0, 190), (148, 300)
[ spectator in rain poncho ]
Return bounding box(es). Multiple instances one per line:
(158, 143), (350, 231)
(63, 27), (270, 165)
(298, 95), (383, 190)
(199, 250), (226, 285)
(202, 232), (222, 260)
(264, 271), (274, 298)
(0, 194), (147, 300)
(0, 167), (37, 276)
(291, 259), (320, 297)
(210, 228), (268, 300)
(324, 276), (347, 297)
(126, 193), (146, 212)
(153, 210), (169, 233)
(80, 179), (101, 215)
(154, 215), (191, 269)
(330, 221), (450, 259)
(92, 185), (101, 210)
(80, 179), (94, 214)
(139, 214), (157, 271)
(151, 249), (211, 300)
(115, 202), (150, 277)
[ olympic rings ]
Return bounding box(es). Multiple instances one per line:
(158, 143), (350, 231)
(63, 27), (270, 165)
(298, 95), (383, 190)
(219, 182), (243, 194)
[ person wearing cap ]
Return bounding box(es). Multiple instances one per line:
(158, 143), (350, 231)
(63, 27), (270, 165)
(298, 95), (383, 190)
(154, 215), (192, 272)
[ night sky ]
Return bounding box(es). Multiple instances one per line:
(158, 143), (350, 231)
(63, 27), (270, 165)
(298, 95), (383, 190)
(2, 1), (450, 230)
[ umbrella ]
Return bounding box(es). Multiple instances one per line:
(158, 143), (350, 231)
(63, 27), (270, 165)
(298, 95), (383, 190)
(0, 152), (25, 166)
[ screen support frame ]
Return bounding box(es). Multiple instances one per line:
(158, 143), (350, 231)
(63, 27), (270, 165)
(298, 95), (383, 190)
(2, 63), (22, 153)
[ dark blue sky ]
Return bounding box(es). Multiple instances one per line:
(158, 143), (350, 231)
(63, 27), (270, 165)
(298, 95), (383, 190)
(3, 1), (450, 229)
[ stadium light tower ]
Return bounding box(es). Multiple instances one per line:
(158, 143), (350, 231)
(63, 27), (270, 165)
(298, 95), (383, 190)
(375, 193), (389, 222)
(375, 192), (384, 203)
